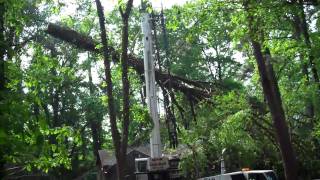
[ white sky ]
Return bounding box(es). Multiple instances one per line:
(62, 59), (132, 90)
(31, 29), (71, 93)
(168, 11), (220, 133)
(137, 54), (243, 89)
(108, 0), (190, 10)
(58, 0), (190, 17)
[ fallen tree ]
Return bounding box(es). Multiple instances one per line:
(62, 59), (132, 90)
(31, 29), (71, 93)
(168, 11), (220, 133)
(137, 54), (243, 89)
(46, 23), (214, 102)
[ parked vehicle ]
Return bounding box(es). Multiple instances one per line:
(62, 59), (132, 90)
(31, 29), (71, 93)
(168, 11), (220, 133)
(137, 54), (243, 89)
(198, 170), (277, 180)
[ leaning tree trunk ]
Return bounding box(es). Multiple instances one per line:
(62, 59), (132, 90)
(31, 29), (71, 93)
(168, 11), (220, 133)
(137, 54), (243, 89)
(94, 0), (122, 179)
(46, 23), (213, 103)
(251, 42), (298, 180)
(245, 1), (298, 179)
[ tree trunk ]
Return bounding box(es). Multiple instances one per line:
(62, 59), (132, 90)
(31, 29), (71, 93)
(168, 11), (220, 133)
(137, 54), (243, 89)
(0, 2), (5, 91)
(46, 23), (213, 102)
(91, 119), (102, 175)
(0, 2), (5, 178)
(153, 15), (178, 148)
(292, 12), (314, 117)
(48, 85), (59, 145)
(118, 1), (133, 179)
(95, 0), (124, 180)
(251, 42), (298, 180)
(88, 63), (102, 158)
(299, 0), (320, 88)
(245, 1), (299, 178)
(296, 0), (320, 159)
(215, 48), (222, 81)
(95, 0), (134, 179)
(50, 61), (60, 129)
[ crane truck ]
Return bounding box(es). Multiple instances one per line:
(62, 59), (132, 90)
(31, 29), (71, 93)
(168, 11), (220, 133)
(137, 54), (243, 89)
(134, 2), (278, 180)
(134, 3), (181, 180)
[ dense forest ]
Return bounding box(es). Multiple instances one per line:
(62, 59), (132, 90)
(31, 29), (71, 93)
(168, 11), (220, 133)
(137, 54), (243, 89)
(1, 0), (320, 179)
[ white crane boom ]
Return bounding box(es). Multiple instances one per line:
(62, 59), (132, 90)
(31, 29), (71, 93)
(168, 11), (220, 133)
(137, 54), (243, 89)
(134, 7), (181, 180)
(141, 13), (162, 158)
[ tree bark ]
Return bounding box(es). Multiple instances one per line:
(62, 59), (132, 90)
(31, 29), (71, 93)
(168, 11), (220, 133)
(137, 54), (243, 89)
(88, 62), (102, 158)
(291, 11), (314, 117)
(0, 2), (5, 178)
(94, 1), (122, 179)
(298, 0), (320, 89)
(0, 2), (5, 91)
(117, 1), (134, 179)
(251, 42), (298, 180)
(52, 88), (60, 128)
(162, 86), (178, 148)
(245, 1), (298, 179)
(95, 1), (133, 179)
(153, 15), (178, 148)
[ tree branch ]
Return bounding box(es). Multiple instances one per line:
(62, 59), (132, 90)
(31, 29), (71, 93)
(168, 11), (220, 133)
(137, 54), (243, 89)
(46, 23), (213, 102)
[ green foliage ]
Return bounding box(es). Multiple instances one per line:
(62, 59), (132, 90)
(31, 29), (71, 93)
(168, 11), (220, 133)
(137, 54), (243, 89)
(178, 91), (259, 177)
(1, 0), (320, 179)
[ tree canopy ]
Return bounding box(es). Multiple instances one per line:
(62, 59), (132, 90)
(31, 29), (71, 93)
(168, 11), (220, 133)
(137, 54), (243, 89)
(1, 0), (320, 179)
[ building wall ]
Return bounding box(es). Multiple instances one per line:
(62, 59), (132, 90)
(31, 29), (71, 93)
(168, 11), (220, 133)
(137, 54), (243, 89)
(103, 150), (149, 180)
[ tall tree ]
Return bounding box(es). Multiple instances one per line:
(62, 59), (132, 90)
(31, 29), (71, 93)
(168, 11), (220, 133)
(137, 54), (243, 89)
(245, 1), (299, 179)
(95, 0), (133, 179)
(94, 0), (120, 176)
(298, 0), (320, 89)
(118, 0), (134, 179)
(0, 2), (6, 178)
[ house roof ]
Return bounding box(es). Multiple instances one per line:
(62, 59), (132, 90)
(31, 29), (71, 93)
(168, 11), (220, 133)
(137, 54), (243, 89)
(98, 145), (151, 167)
(98, 149), (116, 167)
(98, 144), (187, 167)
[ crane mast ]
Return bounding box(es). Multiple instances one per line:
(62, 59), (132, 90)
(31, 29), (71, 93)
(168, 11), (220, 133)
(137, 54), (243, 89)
(141, 12), (162, 158)
(134, 3), (181, 180)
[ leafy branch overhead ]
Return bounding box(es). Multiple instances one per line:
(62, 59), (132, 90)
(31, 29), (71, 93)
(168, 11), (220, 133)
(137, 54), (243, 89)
(46, 23), (215, 102)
